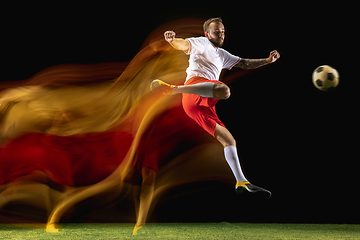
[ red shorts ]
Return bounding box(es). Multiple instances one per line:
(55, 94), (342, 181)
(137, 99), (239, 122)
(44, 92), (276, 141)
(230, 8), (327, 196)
(182, 77), (226, 136)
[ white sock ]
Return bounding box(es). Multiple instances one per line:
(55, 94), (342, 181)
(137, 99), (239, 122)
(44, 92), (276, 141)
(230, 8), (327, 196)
(172, 82), (215, 98)
(224, 145), (248, 182)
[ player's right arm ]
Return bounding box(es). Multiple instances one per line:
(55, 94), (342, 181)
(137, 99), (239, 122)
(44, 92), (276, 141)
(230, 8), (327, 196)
(164, 31), (189, 52)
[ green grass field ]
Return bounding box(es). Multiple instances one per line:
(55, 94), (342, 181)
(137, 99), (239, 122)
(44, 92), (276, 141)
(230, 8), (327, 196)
(0, 223), (359, 240)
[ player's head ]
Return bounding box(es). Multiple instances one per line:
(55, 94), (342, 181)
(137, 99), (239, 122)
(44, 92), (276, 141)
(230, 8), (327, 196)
(203, 17), (225, 48)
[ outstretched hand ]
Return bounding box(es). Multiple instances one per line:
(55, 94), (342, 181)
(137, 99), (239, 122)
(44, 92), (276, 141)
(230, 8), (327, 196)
(267, 50), (280, 63)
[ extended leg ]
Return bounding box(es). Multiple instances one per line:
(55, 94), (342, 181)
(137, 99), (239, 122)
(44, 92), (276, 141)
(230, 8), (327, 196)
(173, 83), (230, 99)
(214, 123), (272, 198)
(214, 123), (248, 182)
(150, 79), (230, 99)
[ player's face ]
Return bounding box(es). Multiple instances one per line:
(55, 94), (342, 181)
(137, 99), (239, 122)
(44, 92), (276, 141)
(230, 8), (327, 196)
(205, 22), (225, 47)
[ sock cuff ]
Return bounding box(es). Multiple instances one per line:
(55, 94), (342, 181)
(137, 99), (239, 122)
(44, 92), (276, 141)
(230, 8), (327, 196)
(224, 145), (236, 151)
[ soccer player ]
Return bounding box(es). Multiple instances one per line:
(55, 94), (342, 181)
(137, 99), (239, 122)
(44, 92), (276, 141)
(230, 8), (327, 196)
(150, 17), (280, 198)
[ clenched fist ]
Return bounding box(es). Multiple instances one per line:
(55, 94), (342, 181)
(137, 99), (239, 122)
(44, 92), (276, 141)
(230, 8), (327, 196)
(164, 31), (176, 43)
(267, 50), (280, 63)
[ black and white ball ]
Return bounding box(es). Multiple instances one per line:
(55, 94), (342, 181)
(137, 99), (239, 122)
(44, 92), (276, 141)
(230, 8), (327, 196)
(312, 65), (339, 91)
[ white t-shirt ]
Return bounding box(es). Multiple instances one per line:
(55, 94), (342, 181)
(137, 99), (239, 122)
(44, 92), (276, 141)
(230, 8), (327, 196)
(184, 37), (241, 82)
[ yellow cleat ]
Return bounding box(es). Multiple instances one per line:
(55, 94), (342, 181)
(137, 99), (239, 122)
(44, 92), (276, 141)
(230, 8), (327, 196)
(235, 181), (251, 191)
(150, 79), (176, 95)
(235, 181), (272, 199)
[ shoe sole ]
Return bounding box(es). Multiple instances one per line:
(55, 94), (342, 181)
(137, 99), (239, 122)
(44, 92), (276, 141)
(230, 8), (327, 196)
(235, 186), (272, 200)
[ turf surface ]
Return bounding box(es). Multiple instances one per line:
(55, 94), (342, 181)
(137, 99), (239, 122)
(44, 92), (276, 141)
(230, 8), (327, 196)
(0, 223), (359, 239)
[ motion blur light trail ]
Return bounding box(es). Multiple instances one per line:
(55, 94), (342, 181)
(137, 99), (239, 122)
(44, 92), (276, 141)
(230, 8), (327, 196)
(0, 18), (237, 231)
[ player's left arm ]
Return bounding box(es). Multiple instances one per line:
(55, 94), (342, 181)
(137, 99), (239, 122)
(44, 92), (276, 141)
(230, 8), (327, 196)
(235, 50), (280, 69)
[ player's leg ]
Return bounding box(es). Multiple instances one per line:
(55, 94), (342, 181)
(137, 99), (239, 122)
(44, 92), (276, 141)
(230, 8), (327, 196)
(173, 83), (230, 99)
(133, 167), (156, 235)
(214, 123), (247, 182)
(150, 79), (230, 99)
(214, 123), (272, 198)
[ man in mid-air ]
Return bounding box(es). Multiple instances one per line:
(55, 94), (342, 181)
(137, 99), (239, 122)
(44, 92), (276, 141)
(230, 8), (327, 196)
(151, 17), (280, 198)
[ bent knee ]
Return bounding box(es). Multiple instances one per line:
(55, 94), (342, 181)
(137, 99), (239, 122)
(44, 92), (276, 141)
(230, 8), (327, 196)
(213, 84), (231, 99)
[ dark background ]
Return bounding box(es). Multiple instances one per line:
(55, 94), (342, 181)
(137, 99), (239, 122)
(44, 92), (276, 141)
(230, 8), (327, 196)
(1, 2), (357, 223)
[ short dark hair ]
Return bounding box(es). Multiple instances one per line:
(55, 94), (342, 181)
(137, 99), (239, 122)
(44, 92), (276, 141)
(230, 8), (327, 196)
(203, 17), (223, 33)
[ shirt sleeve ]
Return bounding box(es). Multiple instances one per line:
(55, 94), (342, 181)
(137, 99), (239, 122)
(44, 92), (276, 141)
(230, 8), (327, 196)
(183, 37), (206, 55)
(221, 49), (241, 70)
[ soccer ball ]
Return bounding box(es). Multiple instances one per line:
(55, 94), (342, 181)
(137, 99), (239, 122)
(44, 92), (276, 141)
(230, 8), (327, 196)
(312, 65), (339, 91)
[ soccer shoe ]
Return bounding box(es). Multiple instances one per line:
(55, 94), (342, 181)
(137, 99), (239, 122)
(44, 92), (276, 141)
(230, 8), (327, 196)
(235, 181), (272, 199)
(150, 79), (176, 95)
